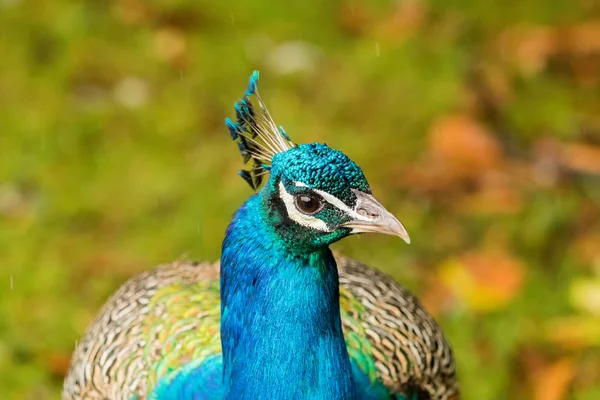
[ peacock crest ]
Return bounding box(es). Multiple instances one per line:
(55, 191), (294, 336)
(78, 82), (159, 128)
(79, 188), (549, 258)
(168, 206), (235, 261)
(225, 71), (296, 190)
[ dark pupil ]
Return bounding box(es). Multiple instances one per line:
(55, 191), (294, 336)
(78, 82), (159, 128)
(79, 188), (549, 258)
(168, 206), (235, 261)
(296, 195), (320, 214)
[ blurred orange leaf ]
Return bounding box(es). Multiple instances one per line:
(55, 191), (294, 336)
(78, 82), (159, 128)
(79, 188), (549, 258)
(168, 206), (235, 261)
(563, 21), (600, 55)
(498, 25), (558, 74)
(574, 233), (600, 267)
(429, 114), (503, 178)
(457, 171), (523, 215)
(421, 276), (454, 317)
(438, 250), (526, 312)
(42, 351), (73, 377)
(532, 358), (575, 400)
(560, 143), (600, 175)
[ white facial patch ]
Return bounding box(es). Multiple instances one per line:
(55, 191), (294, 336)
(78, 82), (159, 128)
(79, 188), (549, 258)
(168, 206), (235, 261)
(278, 182), (330, 232)
(279, 180), (378, 233)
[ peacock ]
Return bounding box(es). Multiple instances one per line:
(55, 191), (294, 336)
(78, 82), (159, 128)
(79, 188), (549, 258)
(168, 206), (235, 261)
(63, 72), (459, 400)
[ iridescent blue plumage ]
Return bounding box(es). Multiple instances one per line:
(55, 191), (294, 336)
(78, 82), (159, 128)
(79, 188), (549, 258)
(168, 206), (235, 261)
(150, 356), (223, 400)
(220, 195), (355, 399)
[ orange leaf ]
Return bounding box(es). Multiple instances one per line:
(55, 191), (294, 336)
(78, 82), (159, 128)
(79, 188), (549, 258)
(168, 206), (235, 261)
(574, 233), (600, 267)
(497, 25), (558, 74)
(43, 351), (73, 377)
(563, 21), (600, 55)
(532, 359), (575, 400)
(421, 276), (454, 317)
(560, 143), (600, 175)
(457, 172), (523, 215)
(439, 250), (526, 312)
(429, 114), (502, 178)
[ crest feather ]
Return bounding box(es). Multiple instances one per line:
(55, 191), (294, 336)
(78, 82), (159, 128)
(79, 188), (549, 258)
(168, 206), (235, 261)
(225, 71), (296, 190)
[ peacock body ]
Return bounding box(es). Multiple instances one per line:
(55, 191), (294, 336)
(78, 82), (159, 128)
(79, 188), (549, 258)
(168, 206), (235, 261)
(63, 72), (459, 400)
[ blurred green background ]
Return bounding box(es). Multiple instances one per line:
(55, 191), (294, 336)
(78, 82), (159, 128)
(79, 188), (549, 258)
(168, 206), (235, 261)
(1, 0), (600, 399)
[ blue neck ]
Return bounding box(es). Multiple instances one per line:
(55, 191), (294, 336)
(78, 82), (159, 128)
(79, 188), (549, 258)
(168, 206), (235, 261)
(220, 194), (356, 399)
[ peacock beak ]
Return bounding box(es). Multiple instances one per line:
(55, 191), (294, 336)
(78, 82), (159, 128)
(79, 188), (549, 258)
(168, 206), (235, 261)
(341, 190), (411, 244)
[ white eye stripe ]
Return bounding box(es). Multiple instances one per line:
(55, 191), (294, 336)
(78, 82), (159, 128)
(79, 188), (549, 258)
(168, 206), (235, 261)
(278, 182), (330, 232)
(291, 181), (372, 222)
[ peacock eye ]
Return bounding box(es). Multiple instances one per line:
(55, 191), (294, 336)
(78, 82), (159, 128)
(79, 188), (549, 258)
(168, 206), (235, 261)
(294, 194), (323, 215)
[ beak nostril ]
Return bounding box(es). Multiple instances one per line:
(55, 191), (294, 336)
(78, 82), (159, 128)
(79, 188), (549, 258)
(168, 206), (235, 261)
(356, 208), (378, 219)
(345, 189), (411, 243)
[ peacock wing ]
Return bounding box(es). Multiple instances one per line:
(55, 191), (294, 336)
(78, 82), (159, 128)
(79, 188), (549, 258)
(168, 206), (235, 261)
(63, 261), (222, 400)
(337, 256), (459, 400)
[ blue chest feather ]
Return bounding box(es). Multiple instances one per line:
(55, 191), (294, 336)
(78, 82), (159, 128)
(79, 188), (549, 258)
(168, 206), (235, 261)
(220, 194), (354, 399)
(149, 356), (410, 400)
(149, 195), (400, 400)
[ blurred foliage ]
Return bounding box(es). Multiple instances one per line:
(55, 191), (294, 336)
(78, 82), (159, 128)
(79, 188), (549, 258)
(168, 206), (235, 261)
(1, 0), (600, 399)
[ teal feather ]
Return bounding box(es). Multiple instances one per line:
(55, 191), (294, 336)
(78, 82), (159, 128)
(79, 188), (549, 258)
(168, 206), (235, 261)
(279, 126), (291, 141)
(63, 73), (459, 400)
(245, 70), (259, 96)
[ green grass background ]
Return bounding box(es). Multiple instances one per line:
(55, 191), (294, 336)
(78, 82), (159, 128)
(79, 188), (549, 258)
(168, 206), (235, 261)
(1, 0), (599, 399)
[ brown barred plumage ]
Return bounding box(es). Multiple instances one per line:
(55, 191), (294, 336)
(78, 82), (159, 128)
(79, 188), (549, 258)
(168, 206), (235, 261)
(338, 257), (458, 399)
(63, 257), (458, 400)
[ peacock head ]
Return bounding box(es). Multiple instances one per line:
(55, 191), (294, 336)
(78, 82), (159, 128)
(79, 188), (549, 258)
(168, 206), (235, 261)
(226, 71), (409, 252)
